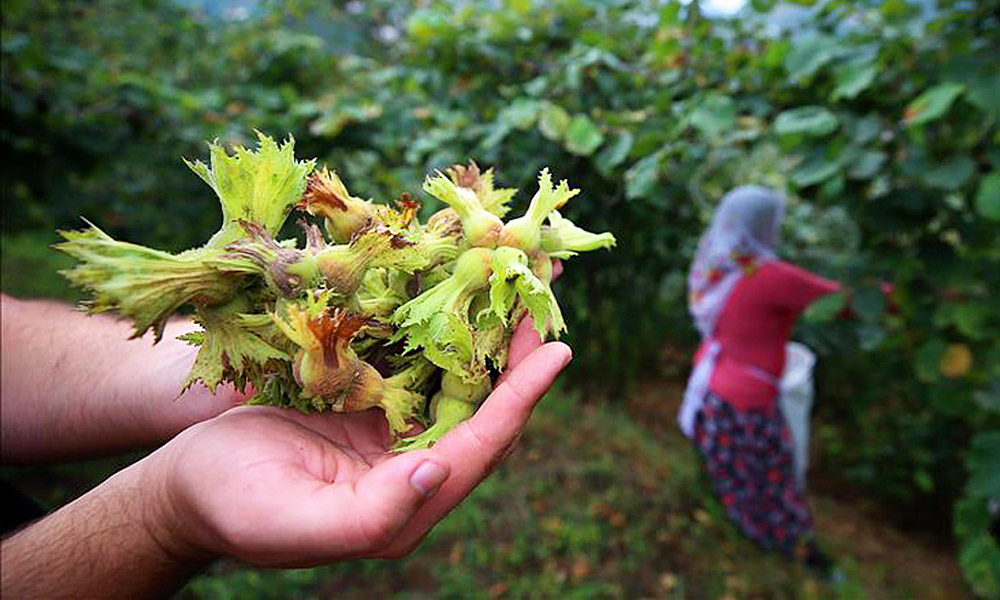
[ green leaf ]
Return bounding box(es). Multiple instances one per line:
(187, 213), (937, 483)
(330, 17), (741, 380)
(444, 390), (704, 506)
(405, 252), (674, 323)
(847, 151), (887, 180)
(404, 311), (476, 377)
(954, 302), (992, 340)
(858, 323), (887, 351)
(499, 98), (542, 129)
(479, 122), (511, 151)
(804, 290), (847, 323)
(774, 106), (839, 136)
(690, 93), (736, 138)
(763, 38), (788, 69)
(784, 33), (845, 82)
(832, 60), (877, 101)
(852, 114), (882, 144)
(660, 1), (682, 25)
(974, 173), (1000, 220)
(538, 103), (571, 141)
(915, 338), (948, 383)
(488, 246), (565, 339)
(956, 492), (993, 540)
(958, 533), (1000, 599)
(921, 155), (975, 190)
(594, 131), (634, 175)
(564, 114), (604, 156)
(791, 152), (841, 187)
(819, 173), (845, 199)
(974, 381), (1000, 414)
(966, 72), (1000, 119)
(880, 0), (911, 18)
(852, 284), (887, 321)
(903, 83), (965, 127)
(181, 300), (290, 394)
(184, 132), (315, 247)
(56, 226), (238, 341)
(914, 469), (934, 492)
(625, 153), (661, 200)
(967, 431), (1000, 498)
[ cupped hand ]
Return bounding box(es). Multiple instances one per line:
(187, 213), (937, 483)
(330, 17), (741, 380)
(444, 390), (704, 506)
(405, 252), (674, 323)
(145, 318), (571, 568)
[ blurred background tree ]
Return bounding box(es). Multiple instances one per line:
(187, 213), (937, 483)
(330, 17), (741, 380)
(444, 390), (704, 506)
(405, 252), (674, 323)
(3, 0), (998, 595)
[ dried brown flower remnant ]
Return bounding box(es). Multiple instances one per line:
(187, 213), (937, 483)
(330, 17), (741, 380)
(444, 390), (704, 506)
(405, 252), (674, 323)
(301, 166), (351, 211)
(299, 167), (374, 242)
(274, 303), (422, 432)
(394, 193), (421, 226)
(447, 160), (483, 191)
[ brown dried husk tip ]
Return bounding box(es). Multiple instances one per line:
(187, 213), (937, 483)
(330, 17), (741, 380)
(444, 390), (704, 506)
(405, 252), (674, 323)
(394, 193), (421, 227)
(301, 166), (351, 212)
(293, 307), (370, 400)
(446, 160), (482, 191)
(298, 166), (373, 242)
(292, 307), (422, 433)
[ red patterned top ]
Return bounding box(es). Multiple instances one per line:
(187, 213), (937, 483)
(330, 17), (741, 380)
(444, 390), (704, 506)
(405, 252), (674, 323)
(693, 261), (839, 410)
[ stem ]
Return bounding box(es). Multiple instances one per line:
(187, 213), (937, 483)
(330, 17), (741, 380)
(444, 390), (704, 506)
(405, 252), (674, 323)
(392, 396), (477, 452)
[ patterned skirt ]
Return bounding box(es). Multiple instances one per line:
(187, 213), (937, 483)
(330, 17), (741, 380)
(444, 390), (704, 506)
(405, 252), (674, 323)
(693, 392), (814, 555)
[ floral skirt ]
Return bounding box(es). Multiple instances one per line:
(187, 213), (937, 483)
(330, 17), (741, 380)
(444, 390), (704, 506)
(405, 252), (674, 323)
(693, 392), (814, 555)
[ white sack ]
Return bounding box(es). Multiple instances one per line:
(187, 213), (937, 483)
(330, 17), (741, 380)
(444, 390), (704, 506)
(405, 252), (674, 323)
(779, 342), (816, 488)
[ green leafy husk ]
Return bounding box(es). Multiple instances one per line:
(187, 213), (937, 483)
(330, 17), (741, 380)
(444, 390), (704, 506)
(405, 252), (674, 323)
(56, 224), (242, 340)
(184, 131), (315, 247)
(57, 132), (615, 450)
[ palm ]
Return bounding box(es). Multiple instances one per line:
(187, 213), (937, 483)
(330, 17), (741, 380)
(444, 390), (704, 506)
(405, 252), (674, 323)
(162, 318), (572, 568)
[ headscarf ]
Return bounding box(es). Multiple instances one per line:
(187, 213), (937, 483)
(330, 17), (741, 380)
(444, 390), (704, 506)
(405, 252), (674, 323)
(678, 185), (786, 438)
(687, 185), (786, 337)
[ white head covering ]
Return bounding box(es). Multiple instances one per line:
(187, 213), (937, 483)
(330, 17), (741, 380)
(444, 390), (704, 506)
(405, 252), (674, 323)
(688, 185), (786, 337)
(678, 186), (786, 438)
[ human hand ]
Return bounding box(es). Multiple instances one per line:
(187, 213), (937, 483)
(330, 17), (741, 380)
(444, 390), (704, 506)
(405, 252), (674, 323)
(139, 318), (571, 568)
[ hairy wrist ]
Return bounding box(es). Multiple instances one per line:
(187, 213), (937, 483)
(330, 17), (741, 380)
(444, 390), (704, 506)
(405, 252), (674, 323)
(1, 450), (213, 599)
(133, 440), (219, 567)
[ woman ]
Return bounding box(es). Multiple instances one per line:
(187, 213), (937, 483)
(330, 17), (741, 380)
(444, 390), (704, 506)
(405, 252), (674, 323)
(679, 186), (838, 573)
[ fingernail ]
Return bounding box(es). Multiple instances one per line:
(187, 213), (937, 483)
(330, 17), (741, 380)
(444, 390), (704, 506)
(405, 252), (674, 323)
(558, 344), (573, 368)
(409, 461), (447, 498)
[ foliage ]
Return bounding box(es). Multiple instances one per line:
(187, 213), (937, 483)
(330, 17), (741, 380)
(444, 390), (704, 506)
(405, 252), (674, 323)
(954, 431), (1000, 598)
(3, 0), (999, 592)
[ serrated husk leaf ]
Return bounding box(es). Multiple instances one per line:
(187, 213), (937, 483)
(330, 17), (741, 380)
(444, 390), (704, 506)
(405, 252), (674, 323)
(540, 210), (617, 258)
(57, 224), (242, 340)
(180, 298), (290, 394)
(185, 131), (315, 247)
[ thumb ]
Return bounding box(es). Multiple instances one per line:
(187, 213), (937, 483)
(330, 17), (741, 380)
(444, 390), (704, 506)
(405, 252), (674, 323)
(347, 452), (451, 553)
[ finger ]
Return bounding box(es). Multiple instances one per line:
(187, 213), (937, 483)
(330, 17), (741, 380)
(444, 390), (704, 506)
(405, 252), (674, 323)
(379, 342), (571, 556)
(297, 451), (450, 560)
(441, 342), (571, 468)
(504, 316), (544, 373)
